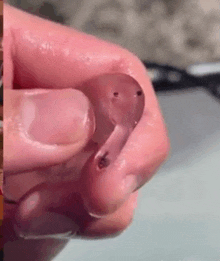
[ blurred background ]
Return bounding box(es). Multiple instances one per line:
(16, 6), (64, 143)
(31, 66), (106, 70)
(6, 1), (220, 260)
(7, 0), (220, 67)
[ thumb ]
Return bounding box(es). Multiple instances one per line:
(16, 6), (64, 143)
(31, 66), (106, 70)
(4, 88), (95, 173)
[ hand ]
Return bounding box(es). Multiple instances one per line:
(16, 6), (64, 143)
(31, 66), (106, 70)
(3, 3), (169, 260)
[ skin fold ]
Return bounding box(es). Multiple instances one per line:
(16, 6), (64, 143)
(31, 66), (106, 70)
(3, 3), (170, 260)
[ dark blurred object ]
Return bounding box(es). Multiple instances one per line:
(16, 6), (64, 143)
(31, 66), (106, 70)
(0, 0), (2, 249)
(0, 63), (2, 105)
(37, 2), (66, 24)
(0, 0), (2, 106)
(143, 61), (220, 102)
(0, 0), (2, 44)
(8, 0), (66, 24)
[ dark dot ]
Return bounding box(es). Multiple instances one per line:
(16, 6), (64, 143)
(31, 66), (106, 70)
(137, 90), (142, 96)
(113, 92), (119, 97)
(4, 198), (17, 205)
(98, 152), (110, 169)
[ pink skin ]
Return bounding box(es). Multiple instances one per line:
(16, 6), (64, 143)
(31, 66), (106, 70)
(13, 73), (144, 239)
(4, 4), (169, 259)
(13, 181), (138, 240)
(14, 182), (93, 239)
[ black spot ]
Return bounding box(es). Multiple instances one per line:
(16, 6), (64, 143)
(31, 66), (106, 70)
(113, 92), (119, 97)
(4, 198), (17, 205)
(98, 152), (110, 169)
(137, 90), (142, 96)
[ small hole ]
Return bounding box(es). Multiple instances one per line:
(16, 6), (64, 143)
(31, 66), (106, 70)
(4, 198), (17, 205)
(98, 152), (110, 169)
(137, 91), (142, 96)
(113, 92), (119, 97)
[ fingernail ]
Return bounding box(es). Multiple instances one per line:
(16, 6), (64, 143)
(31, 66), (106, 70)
(21, 89), (94, 145)
(14, 211), (79, 239)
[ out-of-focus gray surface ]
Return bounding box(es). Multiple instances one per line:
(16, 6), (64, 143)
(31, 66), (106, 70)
(7, 1), (220, 260)
(158, 90), (220, 171)
(7, 0), (220, 68)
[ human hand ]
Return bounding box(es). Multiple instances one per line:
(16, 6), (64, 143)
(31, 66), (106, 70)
(3, 3), (169, 259)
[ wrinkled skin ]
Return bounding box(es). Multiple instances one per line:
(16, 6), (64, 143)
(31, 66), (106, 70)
(3, 4), (169, 261)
